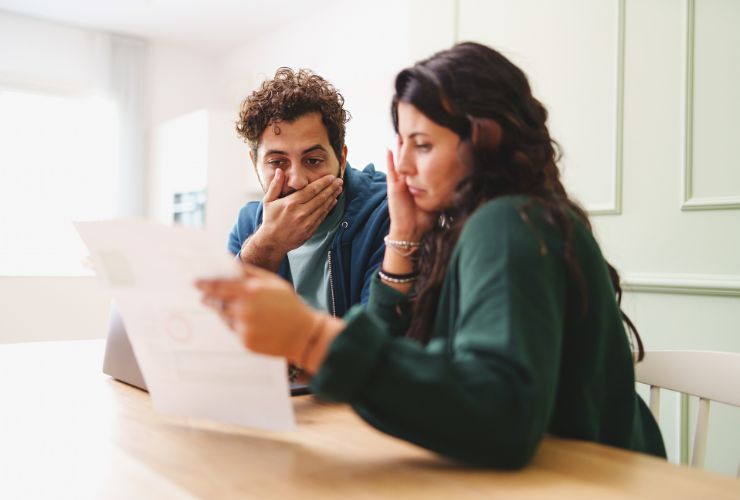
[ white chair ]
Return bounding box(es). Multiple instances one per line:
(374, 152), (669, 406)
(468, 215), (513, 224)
(634, 350), (740, 477)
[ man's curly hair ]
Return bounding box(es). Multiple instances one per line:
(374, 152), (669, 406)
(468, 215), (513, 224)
(236, 67), (350, 161)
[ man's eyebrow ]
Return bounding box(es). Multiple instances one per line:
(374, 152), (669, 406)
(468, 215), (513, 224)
(302, 144), (328, 155)
(263, 149), (288, 156)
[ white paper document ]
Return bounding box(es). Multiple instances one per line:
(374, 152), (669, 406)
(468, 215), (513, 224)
(75, 219), (295, 431)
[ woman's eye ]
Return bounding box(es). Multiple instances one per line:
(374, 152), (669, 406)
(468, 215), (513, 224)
(414, 143), (431, 151)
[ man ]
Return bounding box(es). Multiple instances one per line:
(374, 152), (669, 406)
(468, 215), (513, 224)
(228, 67), (389, 318)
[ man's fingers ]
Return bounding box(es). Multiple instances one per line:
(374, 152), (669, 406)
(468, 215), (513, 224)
(302, 177), (342, 212)
(304, 194), (338, 234)
(291, 174), (337, 203)
(323, 190), (339, 213)
(264, 169), (284, 203)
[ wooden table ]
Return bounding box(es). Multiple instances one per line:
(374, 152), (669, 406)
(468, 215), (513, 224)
(0, 340), (737, 499)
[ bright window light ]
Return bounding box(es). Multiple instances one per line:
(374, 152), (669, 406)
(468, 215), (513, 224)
(0, 88), (118, 275)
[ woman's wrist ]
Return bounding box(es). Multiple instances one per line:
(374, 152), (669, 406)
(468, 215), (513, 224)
(387, 224), (425, 243)
(296, 312), (344, 374)
(383, 235), (420, 259)
(378, 268), (418, 284)
(380, 248), (417, 293)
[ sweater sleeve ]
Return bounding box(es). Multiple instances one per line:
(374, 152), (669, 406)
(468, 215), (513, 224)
(365, 274), (413, 337)
(310, 200), (567, 468)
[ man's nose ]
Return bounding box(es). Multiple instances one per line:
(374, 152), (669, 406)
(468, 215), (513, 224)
(284, 165), (309, 192)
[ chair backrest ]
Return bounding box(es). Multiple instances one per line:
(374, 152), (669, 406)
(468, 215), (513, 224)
(634, 350), (740, 476)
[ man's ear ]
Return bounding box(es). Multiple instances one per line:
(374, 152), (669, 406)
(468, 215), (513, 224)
(340, 145), (348, 178)
(249, 149), (266, 192)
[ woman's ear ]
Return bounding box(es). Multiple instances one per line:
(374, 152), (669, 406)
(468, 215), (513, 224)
(469, 117), (503, 152)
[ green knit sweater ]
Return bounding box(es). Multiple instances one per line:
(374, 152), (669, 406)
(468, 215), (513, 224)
(310, 196), (666, 468)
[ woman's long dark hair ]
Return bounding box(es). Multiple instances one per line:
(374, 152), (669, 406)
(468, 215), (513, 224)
(391, 42), (644, 361)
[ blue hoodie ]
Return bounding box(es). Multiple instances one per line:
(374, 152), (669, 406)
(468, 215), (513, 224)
(227, 164), (390, 317)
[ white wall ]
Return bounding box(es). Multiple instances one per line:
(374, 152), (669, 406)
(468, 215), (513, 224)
(0, 10), (108, 92)
(459, 0), (740, 476)
(146, 43), (227, 223)
(204, 109), (259, 242)
(216, 0), (454, 173)
(151, 108), (255, 244)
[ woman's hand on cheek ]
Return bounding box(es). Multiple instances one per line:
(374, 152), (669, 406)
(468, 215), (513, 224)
(386, 148), (435, 241)
(195, 264), (319, 364)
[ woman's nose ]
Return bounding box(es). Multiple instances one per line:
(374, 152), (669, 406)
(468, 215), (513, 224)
(395, 144), (415, 176)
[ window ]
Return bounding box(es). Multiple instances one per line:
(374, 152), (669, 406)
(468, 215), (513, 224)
(0, 87), (118, 275)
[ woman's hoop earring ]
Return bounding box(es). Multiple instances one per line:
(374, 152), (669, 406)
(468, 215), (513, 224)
(438, 213), (453, 230)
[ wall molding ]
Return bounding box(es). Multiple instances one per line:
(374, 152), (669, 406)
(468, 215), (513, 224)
(681, 0), (740, 211)
(589, 0), (625, 216)
(622, 272), (740, 297)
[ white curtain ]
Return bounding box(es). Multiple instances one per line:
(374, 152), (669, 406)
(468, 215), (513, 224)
(108, 35), (148, 217)
(0, 12), (148, 274)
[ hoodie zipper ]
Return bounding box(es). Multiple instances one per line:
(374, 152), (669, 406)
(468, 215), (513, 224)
(328, 221), (349, 319)
(327, 249), (337, 318)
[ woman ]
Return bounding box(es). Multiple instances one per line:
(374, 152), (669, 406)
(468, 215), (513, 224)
(197, 42), (666, 468)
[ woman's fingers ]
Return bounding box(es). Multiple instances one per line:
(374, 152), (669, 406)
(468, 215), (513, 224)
(195, 279), (247, 309)
(240, 262), (274, 279)
(195, 280), (252, 336)
(201, 295), (225, 311)
(386, 148), (398, 183)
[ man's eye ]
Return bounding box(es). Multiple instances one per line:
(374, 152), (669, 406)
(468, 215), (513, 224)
(305, 157), (324, 166)
(268, 159), (287, 167)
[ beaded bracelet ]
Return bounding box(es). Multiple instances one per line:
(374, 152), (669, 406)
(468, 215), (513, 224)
(378, 268), (419, 284)
(384, 236), (421, 258)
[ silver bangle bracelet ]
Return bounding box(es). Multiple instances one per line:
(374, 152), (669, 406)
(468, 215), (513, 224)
(383, 235), (421, 250)
(387, 245), (419, 258)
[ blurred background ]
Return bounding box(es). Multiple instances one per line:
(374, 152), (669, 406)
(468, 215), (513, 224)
(0, 0), (737, 476)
